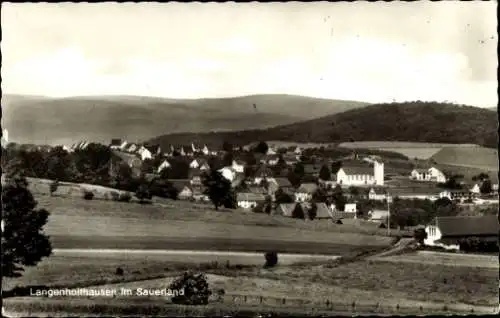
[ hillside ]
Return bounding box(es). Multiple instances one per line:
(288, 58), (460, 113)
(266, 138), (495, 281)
(430, 147), (499, 171)
(1, 94), (368, 146)
(147, 101), (499, 149)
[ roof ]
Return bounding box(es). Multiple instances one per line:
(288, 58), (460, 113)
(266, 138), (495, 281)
(432, 215), (499, 237)
(247, 186), (267, 194)
(170, 179), (191, 191)
(271, 177), (292, 188)
(370, 187), (387, 195)
(110, 139), (122, 146)
(237, 192), (266, 202)
(315, 203), (333, 219)
(340, 165), (374, 175)
(389, 187), (443, 197)
(276, 203), (298, 217)
(255, 165), (274, 177)
(231, 174), (246, 188)
(331, 211), (357, 220)
(297, 183), (318, 194)
(144, 144), (160, 153)
(303, 164), (322, 174)
(412, 168), (428, 173)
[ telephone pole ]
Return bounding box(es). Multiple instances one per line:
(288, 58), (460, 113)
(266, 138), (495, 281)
(386, 192), (391, 236)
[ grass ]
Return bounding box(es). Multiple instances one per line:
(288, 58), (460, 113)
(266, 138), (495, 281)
(372, 251), (499, 269)
(431, 147), (498, 171)
(224, 259), (499, 307)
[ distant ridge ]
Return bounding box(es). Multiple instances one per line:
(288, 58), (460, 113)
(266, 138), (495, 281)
(147, 101), (498, 149)
(1, 94), (368, 146)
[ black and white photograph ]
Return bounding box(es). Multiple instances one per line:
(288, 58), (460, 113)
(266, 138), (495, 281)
(1, 2), (499, 317)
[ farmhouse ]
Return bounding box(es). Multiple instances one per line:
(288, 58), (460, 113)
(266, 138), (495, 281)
(336, 160), (384, 186)
(218, 167), (238, 182)
(424, 215), (499, 250)
(189, 158), (210, 170)
(368, 187), (387, 201)
(254, 165), (274, 184)
(178, 185), (194, 200)
(157, 159), (171, 173)
(344, 203), (357, 213)
(410, 166), (447, 183)
(231, 160), (246, 173)
(237, 192), (266, 209)
(439, 189), (477, 202)
(295, 183), (318, 202)
(137, 146), (153, 161)
(267, 177), (293, 196)
(367, 209), (389, 223)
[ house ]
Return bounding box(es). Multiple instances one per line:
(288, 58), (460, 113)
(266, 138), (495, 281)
(439, 189), (477, 202)
(202, 145), (210, 155)
(410, 166), (447, 183)
(368, 187), (387, 201)
(218, 167), (237, 182)
(157, 159), (172, 173)
(237, 192), (266, 209)
(424, 215), (499, 250)
(266, 147), (277, 155)
(189, 169), (204, 187)
(262, 155), (281, 166)
(231, 174), (246, 188)
(283, 154), (299, 165)
(295, 183), (318, 202)
(303, 164), (322, 176)
(231, 160), (245, 173)
(109, 139), (123, 150)
(188, 158), (209, 171)
(344, 203), (357, 213)
(254, 165), (274, 184)
(267, 177), (293, 196)
(170, 179), (192, 198)
(367, 209), (389, 223)
(192, 188), (210, 202)
(191, 143), (199, 153)
(313, 202), (334, 220)
(389, 187), (443, 201)
(137, 146), (153, 161)
(336, 160), (384, 186)
(470, 183), (481, 194)
(125, 143), (138, 153)
(274, 203), (303, 218)
(177, 185), (194, 200)
(247, 186), (268, 195)
(294, 146), (302, 155)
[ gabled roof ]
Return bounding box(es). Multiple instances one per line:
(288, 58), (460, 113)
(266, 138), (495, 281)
(340, 165), (374, 175)
(144, 144), (160, 153)
(271, 177), (292, 188)
(432, 215), (499, 237)
(247, 186), (267, 194)
(369, 187), (387, 195)
(110, 139), (122, 146)
(276, 203), (297, 217)
(297, 183), (318, 194)
(315, 203), (333, 219)
(170, 179), (191, 191)
(237, 192), (266, 202)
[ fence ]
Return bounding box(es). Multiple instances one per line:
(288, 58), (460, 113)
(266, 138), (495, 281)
(220, 293), (498, 315)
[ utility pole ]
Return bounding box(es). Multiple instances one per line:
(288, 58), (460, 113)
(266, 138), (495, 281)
(386, 192), (391, 236)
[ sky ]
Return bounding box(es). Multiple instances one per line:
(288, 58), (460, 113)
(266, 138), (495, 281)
(1, 2), (497, 107)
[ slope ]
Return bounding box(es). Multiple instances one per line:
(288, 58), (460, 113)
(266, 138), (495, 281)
(147, 101), (498, 149)
(1, 94), (368, 146)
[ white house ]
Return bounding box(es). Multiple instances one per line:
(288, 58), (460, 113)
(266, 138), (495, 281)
(137, 146), (152, 161)
(180, 147), (186, 156)
(295, 183), (318, 202)
(336, 161), (384, 186)
(470, 183), (481, 194)
(237, 192), (266, 209)
(368, 188), (387, 201)
(294, 146), (302, 155)
(231, 160), (245, 173)
(218, 167), (237, 182)
(344, 203), (357, 213)
(157, 159), (172, 173)
(423, 216), (499, 250)
(367, 209), (389, 223)
(189, 159), (201, 169)
(266, 147), (277, 155)
(202, 145), (210, 155)
(1, 128), (8, 147)
(410, 167), (447, 183)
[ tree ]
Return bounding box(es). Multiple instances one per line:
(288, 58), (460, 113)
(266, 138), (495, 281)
(331, 161), (342, 174)
(348, 186), (360, 197)
(275, 188), (294, 204)
(264, 252), (278, 268)
(135, 182), (152, 204)
(294, 162), (305, 179)
(202, 170), (234, 211)
(168, 271), (212, 305)
(312, 188), (328, 203)
(414, 228), (427, 245)
(49, 180), (59, 196)
(254, 141), (269, 154)
(480, 179), (492, 194)
(332, 185), (347, 211)
(308, 202), (318, 220)
(319, 164), (331, 181)
(222, 141), (233, 152)
(292, 204), (305, 219)
(2, 175), (52, 277)
(150, 179), (179, 200)
(287, 170), (302, 188)
(222, 152), (234, 167)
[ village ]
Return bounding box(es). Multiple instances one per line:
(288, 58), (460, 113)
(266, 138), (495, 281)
(32, 137), (492, 251)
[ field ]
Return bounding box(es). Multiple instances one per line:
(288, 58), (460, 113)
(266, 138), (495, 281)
(339, 141), (483, 160)
(431, 147), (499, 171)
(370, 250), (499, 269)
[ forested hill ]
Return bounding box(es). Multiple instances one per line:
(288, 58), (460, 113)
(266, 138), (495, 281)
(147, 101), (498, 149)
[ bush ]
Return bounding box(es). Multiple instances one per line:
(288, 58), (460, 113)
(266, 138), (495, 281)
(49, 180), (59, 196)
(135, 183), (152, 204)
(115, 267), (124, 276)
(264, 251), (278, 268)
(82, 190), (94, 200)
(168, 271), (212, 305)
(118, 192), (132, 202)
(110, 191), (120, 201)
